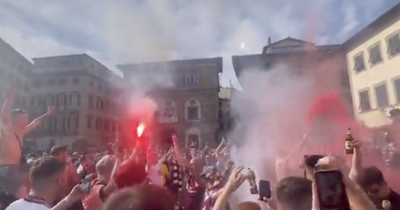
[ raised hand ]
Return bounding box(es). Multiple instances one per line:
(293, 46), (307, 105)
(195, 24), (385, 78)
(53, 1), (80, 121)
(225, 166), (246, 192)
(172, 134), (177, 142)
(350, 140), (362, 150)
(47, 106), (56, 115)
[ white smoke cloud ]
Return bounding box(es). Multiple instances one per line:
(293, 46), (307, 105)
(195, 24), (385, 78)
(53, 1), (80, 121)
(126, 95), (157, 124)
(228, 62), (336, 203)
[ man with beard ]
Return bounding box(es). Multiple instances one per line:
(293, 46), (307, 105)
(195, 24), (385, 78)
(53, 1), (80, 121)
(0, 87), (55, 197)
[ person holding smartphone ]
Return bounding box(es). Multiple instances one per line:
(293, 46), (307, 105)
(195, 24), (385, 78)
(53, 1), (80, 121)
(312, 155), (378, 210)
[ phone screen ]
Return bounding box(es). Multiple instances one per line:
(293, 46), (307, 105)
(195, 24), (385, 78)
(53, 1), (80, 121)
(314, 170), (350, 210)
(259, 180), (271, 199)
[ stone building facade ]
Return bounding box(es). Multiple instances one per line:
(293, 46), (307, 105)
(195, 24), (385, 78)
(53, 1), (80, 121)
(118, 57), (222, 148)
(27, 54), (123, 151)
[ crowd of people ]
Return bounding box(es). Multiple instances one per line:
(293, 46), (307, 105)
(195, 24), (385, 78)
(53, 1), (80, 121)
(0, 86), (400, 210)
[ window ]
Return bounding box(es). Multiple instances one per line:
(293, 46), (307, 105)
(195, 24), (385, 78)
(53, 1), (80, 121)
(186, 127), (201, 148)
(46, 95), (55, 106)
(75, 113), (80, 128)
(73, 77), (79, 84)
(70, 113), (79, 131)
(104, 101), (110, 111)
(70, 93), (81, 106)
(95, 117), (103, 131)
(88, 94), (94, 108)
(184, 73), (199, 85)
(185, 99), (200, 121)
(387, 33), (400, 56)
(30, 97), (37, 107)
(38, 96), (45, 107)
(159, 101), (178, 123)
(353, 53), (365, 72)
(358, 90), (371, 112)
(51, 117), (58, 134)
(62, 94), (68, 106)
(375, 83), (389, 108)
(64, 116), (72, 132)
(103, 119), (110, 132)
(393, 78), (400, 103)
(58, 117), (66, 133)
(368, 44), (382, 64)
(96, 97), (102, 110)
(87, 115), (93, 129)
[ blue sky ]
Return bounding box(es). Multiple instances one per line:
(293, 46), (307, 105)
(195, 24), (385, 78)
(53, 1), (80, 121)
(0, 0), (399, 88)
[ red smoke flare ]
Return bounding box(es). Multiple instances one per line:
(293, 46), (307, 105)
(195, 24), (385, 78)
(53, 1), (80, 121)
(137, 122), (146, 137)
(307, 92), (349, 123)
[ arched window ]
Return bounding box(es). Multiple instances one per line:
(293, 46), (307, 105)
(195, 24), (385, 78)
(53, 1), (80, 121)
(186, 127), (201, 148)
(159, 100), (177, 123)
(185, 99), (201, 121)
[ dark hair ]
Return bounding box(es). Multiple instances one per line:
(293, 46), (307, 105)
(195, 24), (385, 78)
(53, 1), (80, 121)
(275, 176), (312, 210)
(303, 155), (324, 170)
(79, 156), (87, 163)
(358, 166), (385, 188)
(102, 184), (175, 210)
(49, 145), (68, 156)
(0, 188), (17, 209)
(11, 109), (27, 117)
(29, 156), (66, 186)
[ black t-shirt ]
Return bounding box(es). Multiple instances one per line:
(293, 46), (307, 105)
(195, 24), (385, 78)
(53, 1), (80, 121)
(374, 189), (400, 210)
(388, 189), (400, 210)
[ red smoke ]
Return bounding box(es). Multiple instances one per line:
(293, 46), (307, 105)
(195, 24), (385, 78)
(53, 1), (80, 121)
(307, 91), (350, 123)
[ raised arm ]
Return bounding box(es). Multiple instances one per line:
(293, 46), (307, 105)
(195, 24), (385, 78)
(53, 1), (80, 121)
(213, 138), (226, 157)
(172, 135), (189, 167)
(24, 106), (55, 134)
(348, 141), (363, 181)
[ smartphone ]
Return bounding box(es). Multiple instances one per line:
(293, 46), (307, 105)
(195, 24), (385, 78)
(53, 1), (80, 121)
(259, 180), (271, 199)
(314, 170), (350, 210)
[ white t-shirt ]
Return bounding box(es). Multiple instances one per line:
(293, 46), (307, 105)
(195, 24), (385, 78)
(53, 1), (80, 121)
(6, 198), (51, 210)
